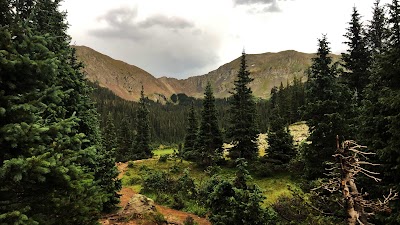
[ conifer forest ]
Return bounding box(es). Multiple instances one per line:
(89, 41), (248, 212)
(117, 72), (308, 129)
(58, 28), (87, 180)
(1, 0), (400, 224)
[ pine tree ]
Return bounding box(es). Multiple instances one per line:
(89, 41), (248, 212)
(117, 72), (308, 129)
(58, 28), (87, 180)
(0, 1), (120, 223)
(195, 82), (223, 166)
(206, 159), (273, 224)
(0, 13), (102, 225)
(367, 0), (388, 57)
(303, 35), (351, 179)
(183, 102), (199, 160)
(361, 1), (400, 222)
(103, 113), (118, 153)
(342, 7), (371, 102)
(228, 51), (259, 160)
(134, 86), (152, 159)
(267, 110), (296, 166)
(101, 113), (121, 212)
(116, 118), (134, 162)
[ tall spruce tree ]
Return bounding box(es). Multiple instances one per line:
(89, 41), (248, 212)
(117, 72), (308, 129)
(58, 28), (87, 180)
(33, 0), (121, 212)
(362, 1), (400, 222)
(103, 113), (118, 153)
(367, 0), (388, 57)
(303, 36), (351, 179)
(101, 113), (121, 212)
(116, 118), (134, 162)
(134, 86), (152, 159)
(183, 102), (199, 160)
(0, 2), (118, 224)
(228, 51), (259, 160)
(195, 82), (223, 166)
(342, 7), (371, 102)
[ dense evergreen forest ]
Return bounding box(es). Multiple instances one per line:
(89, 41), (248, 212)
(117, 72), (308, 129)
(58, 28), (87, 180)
(91, 76), (305, 145)
(2, 0), (400, 224)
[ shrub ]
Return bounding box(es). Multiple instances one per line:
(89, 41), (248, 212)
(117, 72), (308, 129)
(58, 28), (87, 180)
(158, 154), (170, 163)
(141, 170), (172, 193)
(127, 161), (135, 168)
(155, 193), (173, 206)
(204, 165), (221, 176)
(184, 201), (208, 217)
(171, 194), (186, 210)
(148, 212), (168, 225)
(249, 159), (274, 178)
(169, 164), (180, 174)
(183, 216), (198, 225)
(127, 175), (142, 185)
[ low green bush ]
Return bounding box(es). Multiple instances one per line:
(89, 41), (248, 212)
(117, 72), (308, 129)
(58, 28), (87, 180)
(183, 216), (198, 225)
(159, 154), (169, 163)
(127, 175), (142, 185)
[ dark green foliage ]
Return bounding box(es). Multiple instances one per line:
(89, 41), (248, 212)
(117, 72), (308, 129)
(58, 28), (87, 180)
(303, 36), (351, 179)
(206, 160), (275, 225)
(158, 154), (169, 163)
(268, 77), (306, 126)
(273, 193), (345, 225)
(103, 113), (118, 153)
(342, 7), (371, 102)
(183, 102), (198, 160)
(141, 170), (172, 194)
(367, 0), (389, 57)
(116, 119), (134, 162)
(267, 111), (296, 166)
(194, 82), (223, 166)
(267, 87), (296, 166)
(0, 1), (120, 223)
(140, 168), (197, 211)
(134, 86), (153, 159)
(228, 52), (259, 160)
(361, 1), (400, 222)
(98, 113), (121, 212)
(183, 216), (198, 225)
(90, 83), (271, 144)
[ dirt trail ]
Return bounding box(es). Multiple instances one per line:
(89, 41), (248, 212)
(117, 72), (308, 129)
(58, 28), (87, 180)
(102, 162), (211, 225)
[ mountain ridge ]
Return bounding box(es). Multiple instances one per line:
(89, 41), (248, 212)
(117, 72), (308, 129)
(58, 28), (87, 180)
(74, 46), (333, 101)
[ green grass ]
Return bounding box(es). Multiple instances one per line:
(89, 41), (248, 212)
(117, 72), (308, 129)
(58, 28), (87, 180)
(254, 175), (297, 206)
(152, 148), (175, 157)
(121, 157), (300, 207)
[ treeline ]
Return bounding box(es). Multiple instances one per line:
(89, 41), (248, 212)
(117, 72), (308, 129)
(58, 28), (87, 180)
(0, 1), (120, 224)
(91, 78), (305, 145)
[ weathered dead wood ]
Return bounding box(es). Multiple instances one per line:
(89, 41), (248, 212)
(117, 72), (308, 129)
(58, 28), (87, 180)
(314, 137), (397, 225)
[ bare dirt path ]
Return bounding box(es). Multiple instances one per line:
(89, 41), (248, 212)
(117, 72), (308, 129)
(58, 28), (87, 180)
(102, 162), (211, 225)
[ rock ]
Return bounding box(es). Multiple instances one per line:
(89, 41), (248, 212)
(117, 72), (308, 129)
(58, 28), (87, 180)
(119, 194), (157, 220)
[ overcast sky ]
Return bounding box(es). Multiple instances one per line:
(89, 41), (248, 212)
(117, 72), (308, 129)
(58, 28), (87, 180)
(61, 0), (391, 79)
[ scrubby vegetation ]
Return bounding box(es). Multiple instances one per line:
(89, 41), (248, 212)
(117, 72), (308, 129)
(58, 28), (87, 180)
(2, 0), (400, 224)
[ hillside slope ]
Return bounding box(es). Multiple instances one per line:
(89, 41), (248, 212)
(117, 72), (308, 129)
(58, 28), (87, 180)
(74, 46), (172, 102)
(159, 50), (314, 99)
(75, 46), (337, 101)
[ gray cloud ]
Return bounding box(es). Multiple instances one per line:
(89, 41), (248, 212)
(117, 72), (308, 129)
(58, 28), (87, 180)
(88, 7), (221, 78)
(91, 7), (195, 41)
(264, 1), (281, 12)
(234, 0), (275, 5)
(138, 15), (194, 29)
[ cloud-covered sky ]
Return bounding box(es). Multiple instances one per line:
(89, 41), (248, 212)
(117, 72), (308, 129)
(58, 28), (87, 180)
(61, 0), (390, 79)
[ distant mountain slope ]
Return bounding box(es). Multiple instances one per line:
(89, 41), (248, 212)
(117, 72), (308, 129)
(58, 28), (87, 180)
(74, 46), (172, 101)
(75, 46), (337, 101)
(159, 50), (315, 99)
